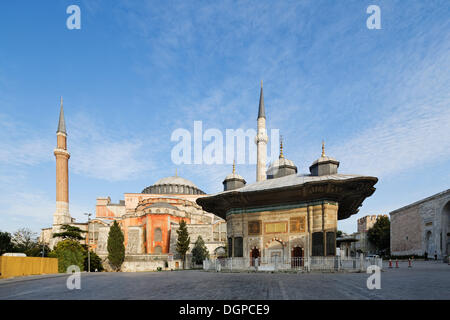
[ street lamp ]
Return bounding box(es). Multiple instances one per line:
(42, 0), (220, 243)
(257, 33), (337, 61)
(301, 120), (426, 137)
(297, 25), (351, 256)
(84, 213), (92, 272)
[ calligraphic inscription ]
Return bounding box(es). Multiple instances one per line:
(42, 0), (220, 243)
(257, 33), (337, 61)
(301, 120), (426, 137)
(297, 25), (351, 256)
(265, 222), (287, 234)
(290, 217), (306, 233)
(248, 221), (261, 235)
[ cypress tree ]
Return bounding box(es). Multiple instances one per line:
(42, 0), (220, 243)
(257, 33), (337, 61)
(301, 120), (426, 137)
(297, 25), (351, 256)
(107, 221), (125, 271)
(176, 220), (190, 269)
(191, 235), (209, 265)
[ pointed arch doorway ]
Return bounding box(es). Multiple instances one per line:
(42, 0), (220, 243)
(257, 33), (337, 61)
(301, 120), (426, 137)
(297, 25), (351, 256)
(291, 246), (304, 267)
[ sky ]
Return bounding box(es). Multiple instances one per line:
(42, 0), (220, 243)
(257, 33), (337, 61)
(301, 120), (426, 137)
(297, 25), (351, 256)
(0, 0), (449, 235)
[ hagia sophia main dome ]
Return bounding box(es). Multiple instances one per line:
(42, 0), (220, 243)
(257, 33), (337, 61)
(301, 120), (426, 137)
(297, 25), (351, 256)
(141, 175), (206, 195)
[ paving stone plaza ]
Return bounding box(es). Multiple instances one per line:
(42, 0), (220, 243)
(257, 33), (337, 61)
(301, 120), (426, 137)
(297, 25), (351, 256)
(0, 261), (448, 300)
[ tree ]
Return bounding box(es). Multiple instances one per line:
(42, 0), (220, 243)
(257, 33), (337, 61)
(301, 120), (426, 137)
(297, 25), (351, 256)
(0, 231), (13, 255)
(25, 243), (51, 257)
(84, 251), (104, 272)
(49, 239), (86, 273)
(336, 230), (343, 238)
(53, 224), (86, 241)
(176, 220), (190, 269)
(107, 221), (125, 271)
(12, 228), (38, 253)
(191, 236), (209, 265)
(368, 216), (390, 255)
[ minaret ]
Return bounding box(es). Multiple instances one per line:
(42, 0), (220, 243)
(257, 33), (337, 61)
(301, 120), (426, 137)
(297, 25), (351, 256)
(53, 97), (71, 225)
(255, 80), (268, 181)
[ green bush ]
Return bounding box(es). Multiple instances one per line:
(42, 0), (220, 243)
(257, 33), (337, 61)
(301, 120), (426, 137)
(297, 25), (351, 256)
(49, 239), (86, 273)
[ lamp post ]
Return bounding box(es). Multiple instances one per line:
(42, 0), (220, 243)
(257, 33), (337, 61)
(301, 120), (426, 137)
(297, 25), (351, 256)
(84, 213), (92, 272)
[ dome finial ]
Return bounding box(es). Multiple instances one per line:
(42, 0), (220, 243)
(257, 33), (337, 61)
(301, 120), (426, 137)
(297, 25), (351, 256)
(321, 140), (325, 157)
(279, 135), (284, 159)
(232, 160), (236, 174)
(175, 168), (177, 176)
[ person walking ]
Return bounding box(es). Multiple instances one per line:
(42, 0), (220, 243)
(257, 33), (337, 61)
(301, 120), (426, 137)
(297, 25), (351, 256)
(424, 251), (428, 261)
(434, 251), (438, 261)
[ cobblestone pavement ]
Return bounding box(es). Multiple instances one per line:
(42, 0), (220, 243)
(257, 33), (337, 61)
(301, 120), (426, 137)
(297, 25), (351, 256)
(0, 261), (448, 300)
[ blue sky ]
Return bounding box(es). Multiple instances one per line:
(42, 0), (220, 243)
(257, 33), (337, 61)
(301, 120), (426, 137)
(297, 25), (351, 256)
(0, 0), (449, 235)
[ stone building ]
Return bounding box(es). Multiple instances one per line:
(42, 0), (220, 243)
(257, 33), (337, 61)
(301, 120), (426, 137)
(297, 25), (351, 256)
(41, 99), (226, 271)
(358, 215), (383, 233)
(197, 85), (378, 267)
(337, 214), (387, 258)
(92, 178), (226, 271)
(390, 189), (450, 260)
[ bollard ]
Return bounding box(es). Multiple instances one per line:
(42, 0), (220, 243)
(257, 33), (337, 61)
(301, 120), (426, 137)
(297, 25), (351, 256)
(389, 259), (392, 268)
(395, 259), (399, 268)
(408, 258), (412, 268)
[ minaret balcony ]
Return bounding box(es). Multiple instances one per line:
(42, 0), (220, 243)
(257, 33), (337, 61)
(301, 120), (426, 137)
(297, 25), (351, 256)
(54, 148), (70, 158)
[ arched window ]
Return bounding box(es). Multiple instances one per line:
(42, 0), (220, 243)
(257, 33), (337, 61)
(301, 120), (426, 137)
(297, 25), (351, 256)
(154, 228), (162, 242)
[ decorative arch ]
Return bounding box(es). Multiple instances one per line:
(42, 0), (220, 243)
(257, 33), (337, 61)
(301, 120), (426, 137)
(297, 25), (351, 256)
(442, 201), (450, 256)
(265, 237), (287, 248)
(265, 238), (285, 263)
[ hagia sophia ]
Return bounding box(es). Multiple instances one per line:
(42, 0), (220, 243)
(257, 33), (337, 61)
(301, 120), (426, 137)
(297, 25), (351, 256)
(41, 84), (379, 271)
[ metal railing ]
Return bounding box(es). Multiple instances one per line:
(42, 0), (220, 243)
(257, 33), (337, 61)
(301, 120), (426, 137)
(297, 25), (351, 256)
(203, 256), (382, 272)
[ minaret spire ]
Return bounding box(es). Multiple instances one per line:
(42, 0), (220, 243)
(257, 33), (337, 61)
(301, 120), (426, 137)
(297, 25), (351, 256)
(57, 96), (66, 134)
(258, 80), (265, 119)
(232, 160), (236, 174)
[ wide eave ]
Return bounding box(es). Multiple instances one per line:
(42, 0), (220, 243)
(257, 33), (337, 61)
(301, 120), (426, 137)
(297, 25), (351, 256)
(197, 175), (377, 220)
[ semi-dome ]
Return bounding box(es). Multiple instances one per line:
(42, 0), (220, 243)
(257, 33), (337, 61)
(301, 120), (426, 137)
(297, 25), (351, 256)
(142, 175), (206, 195)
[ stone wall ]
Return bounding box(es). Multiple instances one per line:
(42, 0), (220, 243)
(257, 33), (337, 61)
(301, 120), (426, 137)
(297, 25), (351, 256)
(390, 205), (422, 255)
(390, 189), (450, 258)
(226, 201), (338, 260)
